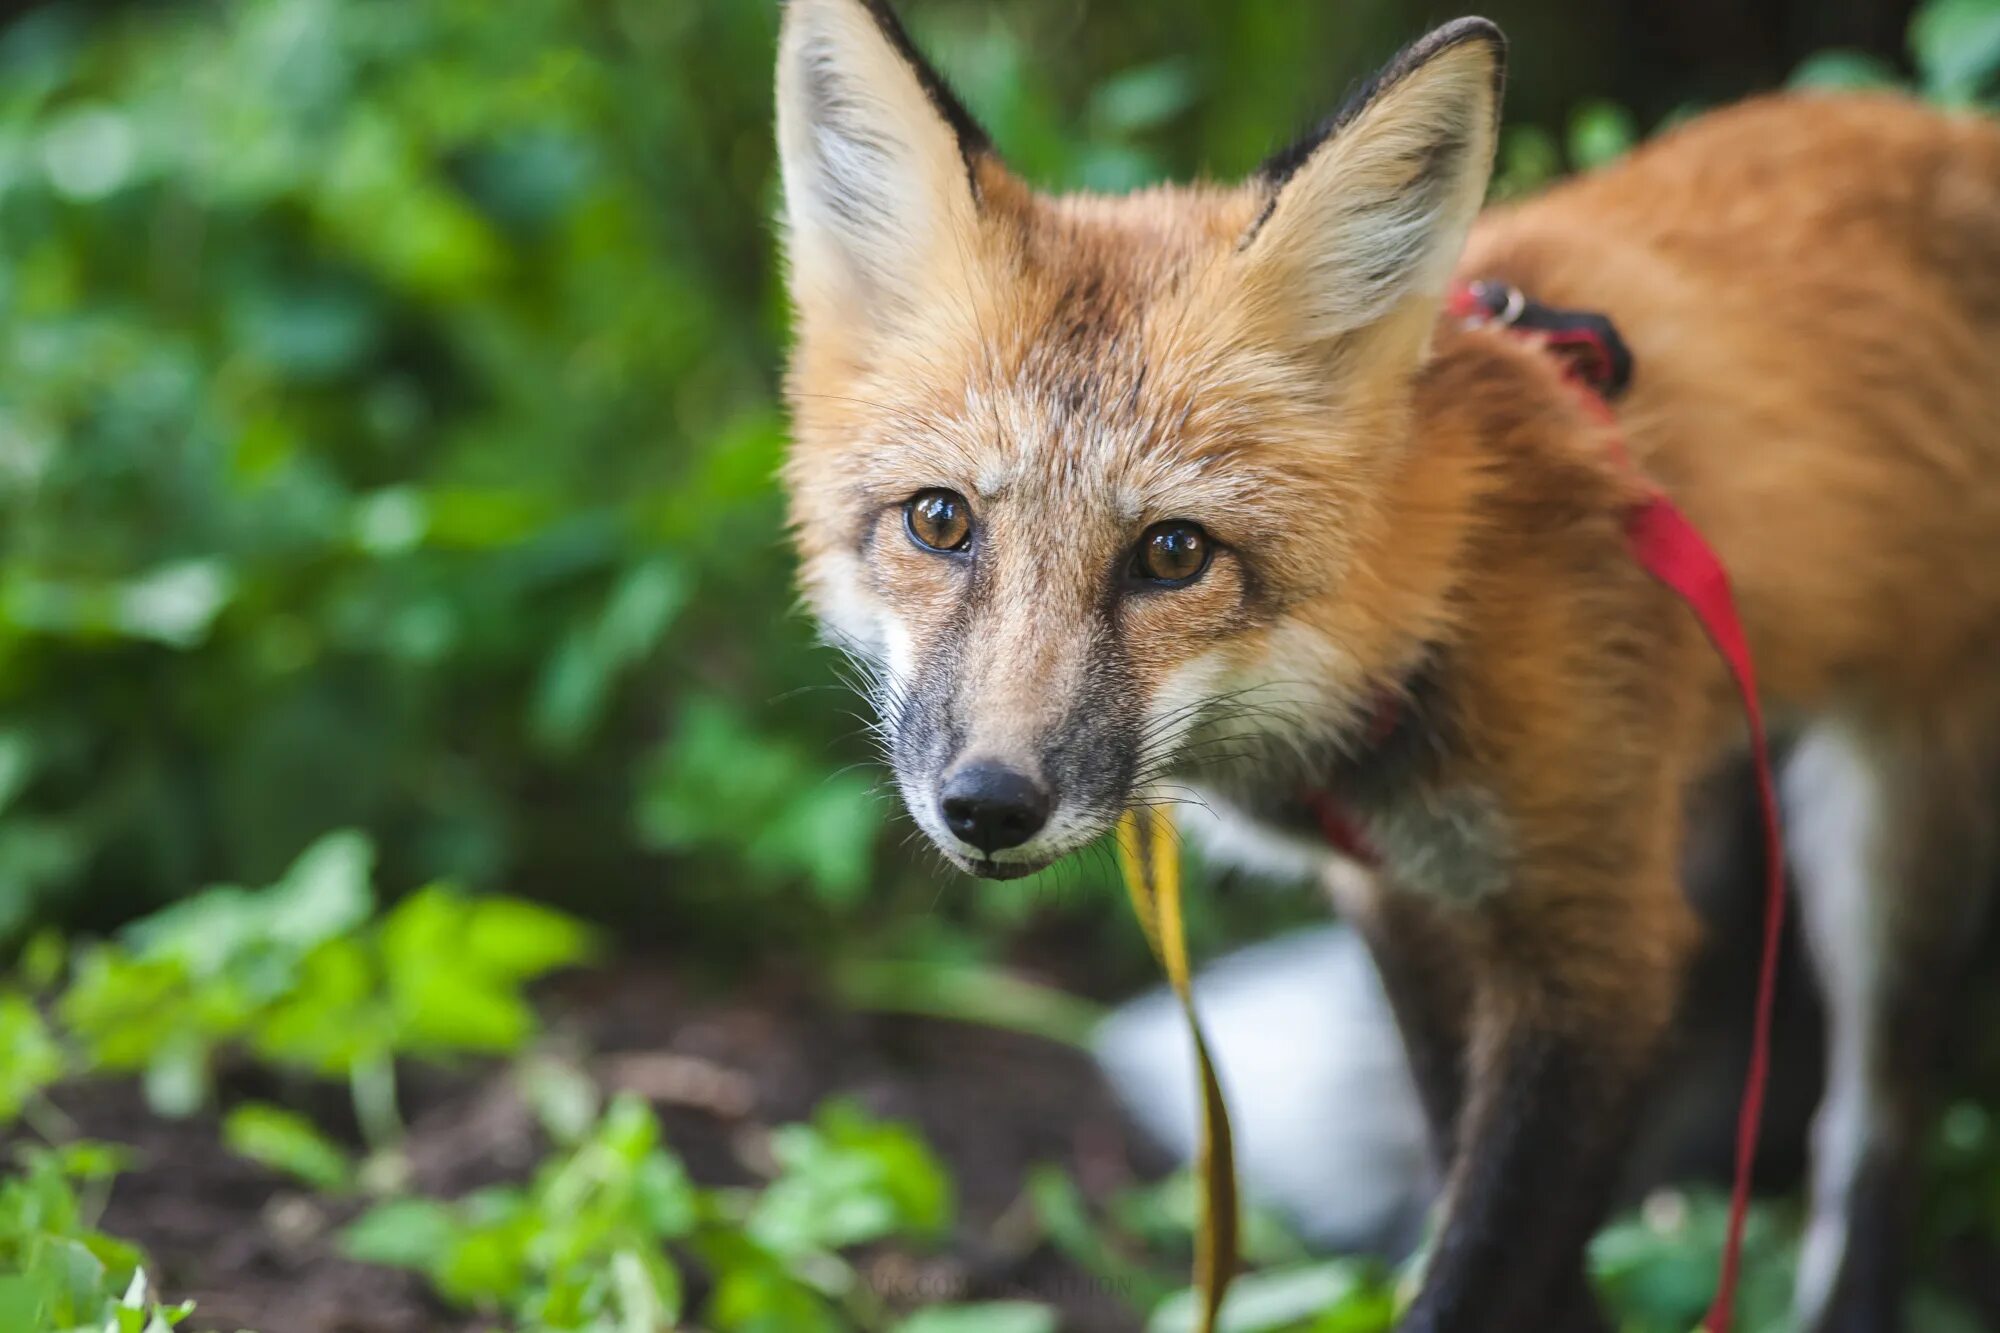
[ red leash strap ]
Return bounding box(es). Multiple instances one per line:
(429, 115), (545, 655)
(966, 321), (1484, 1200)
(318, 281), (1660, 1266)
(1451, 282), (1785, 1333)
(1626, 497), (1785, 1333)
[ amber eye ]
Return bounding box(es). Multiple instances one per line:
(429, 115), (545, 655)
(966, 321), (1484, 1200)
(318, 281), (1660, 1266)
(1133, 521), (1211, 586)
(905, 489), (973, 553)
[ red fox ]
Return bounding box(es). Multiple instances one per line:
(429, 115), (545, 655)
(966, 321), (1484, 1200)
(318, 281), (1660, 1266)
(775, 2), (2000, 1329)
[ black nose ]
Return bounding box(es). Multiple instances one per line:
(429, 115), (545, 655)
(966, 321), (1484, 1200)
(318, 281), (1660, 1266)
(939, 763), (1051, 854)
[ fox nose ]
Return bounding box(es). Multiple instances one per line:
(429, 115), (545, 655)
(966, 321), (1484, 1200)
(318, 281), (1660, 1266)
(939, 762), (1051, 854)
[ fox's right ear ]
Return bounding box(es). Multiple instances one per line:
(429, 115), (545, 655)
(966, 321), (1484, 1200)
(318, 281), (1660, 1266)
(777, 0), (990, 331)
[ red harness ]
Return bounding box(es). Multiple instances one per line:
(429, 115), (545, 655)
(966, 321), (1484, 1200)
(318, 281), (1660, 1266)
(1309, 281), (1785, 1333)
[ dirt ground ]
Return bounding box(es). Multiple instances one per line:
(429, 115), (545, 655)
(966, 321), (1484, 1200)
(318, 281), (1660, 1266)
(43, 959), (1158, 1333)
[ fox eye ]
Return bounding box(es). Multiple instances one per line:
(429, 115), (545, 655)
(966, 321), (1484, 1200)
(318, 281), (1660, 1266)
(905, 489), (973, 553)
(1132, 521), (1211, 586)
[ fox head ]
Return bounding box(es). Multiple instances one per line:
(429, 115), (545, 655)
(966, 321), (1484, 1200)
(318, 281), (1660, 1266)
(777, 0), (1505, 879)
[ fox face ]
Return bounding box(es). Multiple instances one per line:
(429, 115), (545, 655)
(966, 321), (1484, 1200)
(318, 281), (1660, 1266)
(778, 0), (1504, 878)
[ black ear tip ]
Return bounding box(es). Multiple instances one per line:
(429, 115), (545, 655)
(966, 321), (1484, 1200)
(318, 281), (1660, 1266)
(1416, 17), (1509, 68)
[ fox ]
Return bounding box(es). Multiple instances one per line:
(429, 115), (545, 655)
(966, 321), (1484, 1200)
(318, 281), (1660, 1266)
(774, 1), (2000, 1329)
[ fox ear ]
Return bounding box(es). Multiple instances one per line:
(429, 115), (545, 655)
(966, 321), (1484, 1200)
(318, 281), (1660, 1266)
(777, 0), (990, 329)
(1239, 19), (1504, 352)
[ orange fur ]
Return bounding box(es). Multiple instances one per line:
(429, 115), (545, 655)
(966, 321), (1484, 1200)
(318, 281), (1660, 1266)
(777, 5), (2000, 1327)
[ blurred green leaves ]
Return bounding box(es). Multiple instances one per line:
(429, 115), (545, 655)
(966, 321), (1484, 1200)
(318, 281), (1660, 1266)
(344, 1094), (697, 1325)
(0, 1142), (195, 1333)
(222, 1101), (357, 1193)
(636, 697), (884, 904)
(747, 1099), (953, 1257)
(342, 1090), (987, 1333)
(38, 830), (592, 1126)
(0, 0), (832, 938)
(1913, 0), (2000, 100)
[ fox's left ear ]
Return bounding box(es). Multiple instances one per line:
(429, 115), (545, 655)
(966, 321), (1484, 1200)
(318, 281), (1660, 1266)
(1238, 19), (1505, 358)
(776, 0), (991, 333)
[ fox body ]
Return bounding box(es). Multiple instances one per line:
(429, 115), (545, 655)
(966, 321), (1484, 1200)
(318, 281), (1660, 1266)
(776, 3), (2000, 1329)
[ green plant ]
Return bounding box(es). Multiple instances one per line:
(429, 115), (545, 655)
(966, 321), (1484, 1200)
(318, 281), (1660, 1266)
(343, 1090), (1030, 1333)
(1794, 0), (2000, 100)
(0, 1142), (200, 1333)
(15, 829), (593, 1150)
(344, 1092), (697, 1329)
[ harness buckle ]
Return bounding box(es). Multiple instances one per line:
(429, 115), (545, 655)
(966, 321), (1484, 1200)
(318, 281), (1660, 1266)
(1465, 279), (1528, 328)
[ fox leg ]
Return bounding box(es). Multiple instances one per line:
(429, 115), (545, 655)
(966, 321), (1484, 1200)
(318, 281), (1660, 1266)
(1382, 856), (1697, 1333)
(1344, 848), (1695, 1333)
(1786, 716), (2000, 1333)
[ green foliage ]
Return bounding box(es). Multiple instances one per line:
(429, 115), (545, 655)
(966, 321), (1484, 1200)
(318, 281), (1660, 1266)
(1912, 0), (2000, 99)
(1789, 50), (1905, 91)
(344, 1094), (697, 1327)
(0, 0), (1699, 953)
(344, 1090), (1006, 1333)
(10, 830), (591, 1137)
(0, 0), (853, 941)
(1564, 101), (1639, 171)
(746, 1099), (953, 1256)
(9, 0), (2000, 1329)
(894, 1306), (1058, 1333)
(221, 1102), (356, 1193)
(0, 995), (62, 1123)
(0, 1143), (195, 1333)
(1592, 1193), (1797, 1333)
(1146, 1262), (1397, 1333)
(1790, 0), (2000, 101)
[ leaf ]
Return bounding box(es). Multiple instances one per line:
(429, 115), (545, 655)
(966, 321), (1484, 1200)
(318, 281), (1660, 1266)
(120, 829), (374, 975)
(896, 1303), (1058, 1333)
(609, 1246), (682, 1331)
(0, 994), (65, 1123)
(632, 1151), (700, 1241)
(1790, 49), (1904, 91)
(264, 830), (377, 951)
(634, 697), (884, 900)
(433, 1208), (538, 1306)
(517, 1056), (601, 1146)
(141, 1033), (209, 1119)
(0, 1275), (40, 1330)
(1566, 100), (1638, 171)
(223, 1102), (355, 1192)
(113, 561), (233, 649)
(35, 1236), (109, 1323)
(351, 487), (429, 556)
(1912, 0), (2000, 99)
(39, 103), (137, 201)
(17, 928), (64, 992)
(748, 1099), (952, 1255)
(460, 896), (595, 982)
(531, 558), (690, 752)
(1145, 1261), (1395, 1333)
(46, 1141), (133, 1182)
(250, 936), (388, 1076)
(1493, 125), (1561, 199)
(340, 1198), (460, 1272)
(0, 730), (35, 815)
(1088, 59), (1199, 134)
(707, 1251), (844, 1333)
(1024, 1165), (1167, 1306)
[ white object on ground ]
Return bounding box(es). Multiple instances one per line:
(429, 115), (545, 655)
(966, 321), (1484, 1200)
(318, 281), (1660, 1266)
(1092, 925), (1436, 1257)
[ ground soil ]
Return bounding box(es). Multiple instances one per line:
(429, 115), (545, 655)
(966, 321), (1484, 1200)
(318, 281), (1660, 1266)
(41, 958), (1162, 1333)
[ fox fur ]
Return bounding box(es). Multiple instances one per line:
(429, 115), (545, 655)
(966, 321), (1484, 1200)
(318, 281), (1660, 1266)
(776, 3), (2000, 1329)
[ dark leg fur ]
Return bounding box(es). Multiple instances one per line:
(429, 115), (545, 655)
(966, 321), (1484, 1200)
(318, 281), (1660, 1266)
(1346, 885), (1665, 1333)
(1397, 1012), (1652, 1333)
